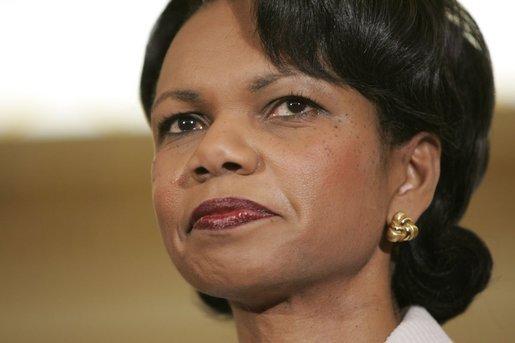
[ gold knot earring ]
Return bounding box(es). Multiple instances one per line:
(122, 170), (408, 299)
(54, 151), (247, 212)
(386, 211), (419, 243)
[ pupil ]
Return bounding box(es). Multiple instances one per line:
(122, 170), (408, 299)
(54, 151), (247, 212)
(287, 100), (306, 113)
(178, 118), (197, 131)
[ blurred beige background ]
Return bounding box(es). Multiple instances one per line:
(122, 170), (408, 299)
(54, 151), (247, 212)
(1, 108), (514, 342)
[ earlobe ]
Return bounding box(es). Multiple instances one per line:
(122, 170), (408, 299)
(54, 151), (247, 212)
(387, 132), (441, 223)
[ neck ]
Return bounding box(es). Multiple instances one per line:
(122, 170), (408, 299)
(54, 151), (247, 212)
(231, 250), (399, 343)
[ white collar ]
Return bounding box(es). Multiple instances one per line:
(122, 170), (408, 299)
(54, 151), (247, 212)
(385, 306), (453, 343)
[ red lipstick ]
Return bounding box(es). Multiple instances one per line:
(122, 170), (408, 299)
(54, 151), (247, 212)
(190, 197), (275, 232)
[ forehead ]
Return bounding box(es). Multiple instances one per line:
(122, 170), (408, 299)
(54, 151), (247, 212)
(156, 0), (276, 92)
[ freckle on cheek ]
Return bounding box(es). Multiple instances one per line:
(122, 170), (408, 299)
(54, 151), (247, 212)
(170, 175), (180, 185)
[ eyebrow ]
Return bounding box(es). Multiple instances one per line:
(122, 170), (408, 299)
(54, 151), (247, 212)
(152, 89), (202, 112)
(248, 71), (295, 92)
(152, 71), (297, 112)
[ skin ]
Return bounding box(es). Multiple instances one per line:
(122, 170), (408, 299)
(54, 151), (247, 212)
(150, 1), (441, 342)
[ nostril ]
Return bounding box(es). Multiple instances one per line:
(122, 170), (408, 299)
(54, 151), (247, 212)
(194, 166), (210, 175)
(222, 162), (242, 171)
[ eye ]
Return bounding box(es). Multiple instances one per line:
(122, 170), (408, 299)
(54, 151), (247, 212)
(269, 96), (323, 119)
(163, 113), (209, 135)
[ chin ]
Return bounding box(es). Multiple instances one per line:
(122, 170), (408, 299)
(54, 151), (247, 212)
(198, 278), (296, 313)
(170, 247), (300, 306)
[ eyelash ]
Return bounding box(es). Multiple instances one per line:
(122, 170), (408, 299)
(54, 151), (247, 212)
(157, 94), (325, 141)
(157, 112), (209, 141)
(266, 93), (325, 120)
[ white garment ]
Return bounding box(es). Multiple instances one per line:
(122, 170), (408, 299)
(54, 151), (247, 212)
(385, 306), (453, 343)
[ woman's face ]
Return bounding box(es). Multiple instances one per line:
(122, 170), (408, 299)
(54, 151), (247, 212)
(151, 0), (400, 306)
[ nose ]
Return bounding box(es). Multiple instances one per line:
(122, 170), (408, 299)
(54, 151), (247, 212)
(186, 118), (260, 183)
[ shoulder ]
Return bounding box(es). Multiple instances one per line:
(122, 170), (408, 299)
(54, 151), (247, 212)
(385, 306), (453, 343)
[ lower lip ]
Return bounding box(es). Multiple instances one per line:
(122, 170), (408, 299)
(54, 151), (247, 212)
(192, 209), (274, 231)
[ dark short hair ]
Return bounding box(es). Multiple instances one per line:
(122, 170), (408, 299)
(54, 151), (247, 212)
(141, 0), (494, 323)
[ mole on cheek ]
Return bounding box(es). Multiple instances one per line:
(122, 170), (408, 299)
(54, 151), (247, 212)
(320, 139), (334, 156)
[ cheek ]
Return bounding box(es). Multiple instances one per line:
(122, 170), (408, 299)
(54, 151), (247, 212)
(324, 140), (383, 202)
(305, 143), (381, 231)
(322, 132), (386, 219)
(151, 152), (187, 250)
(271, 129), (387, 271)
(278, 130), (383, 213)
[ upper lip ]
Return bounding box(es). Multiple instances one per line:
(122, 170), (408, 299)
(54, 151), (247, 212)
(189, 197), (275, 229)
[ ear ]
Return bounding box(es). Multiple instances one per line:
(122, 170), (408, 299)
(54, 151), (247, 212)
(387, 132), (441, 223)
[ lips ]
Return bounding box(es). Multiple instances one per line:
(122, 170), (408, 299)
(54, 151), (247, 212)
(189, 197), (275, 232)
